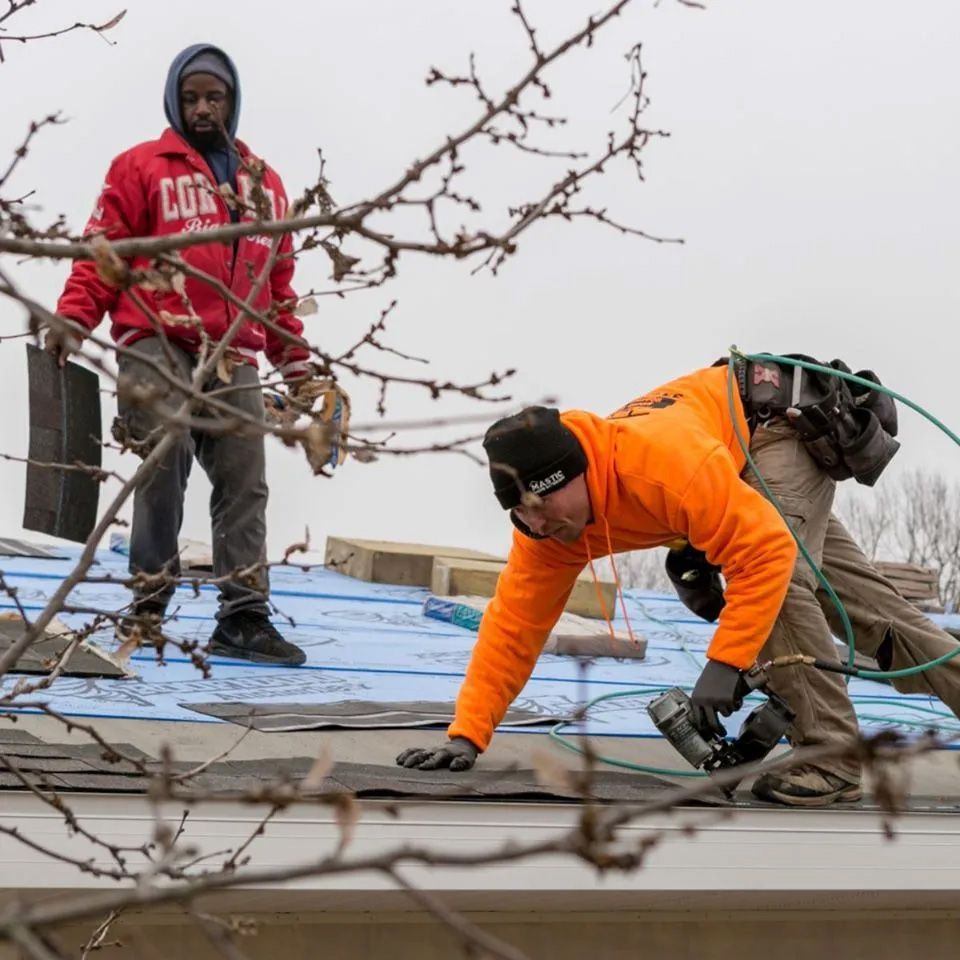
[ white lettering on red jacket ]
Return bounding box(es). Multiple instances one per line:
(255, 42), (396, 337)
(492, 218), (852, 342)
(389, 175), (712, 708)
(159, 172), (219, 222)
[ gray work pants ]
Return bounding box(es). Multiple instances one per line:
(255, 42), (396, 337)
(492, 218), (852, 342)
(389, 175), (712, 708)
(743, 419), (960, 784)
(116, 337), (269, 619)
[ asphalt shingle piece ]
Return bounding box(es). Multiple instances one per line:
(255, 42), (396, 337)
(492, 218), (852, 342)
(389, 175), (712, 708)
(82, 757), (153, 775)
(0, 771), (67, 790)
(50, 773), (152, 793)
(0, 756), (97, 774)
(220, 757), (317, 778)
(0, 728), (43, 745)
(185, 773), (260, 794)
(69, 742), (154, 761)
(0, 743), (98, 759)
(330, 766), (485, 800)
(0, 740), (154, 777)
(325, 762), (679, 803)
(0, 620), (125, 678)
(0, 537), (67, 559)
(182, 700), (566, 732)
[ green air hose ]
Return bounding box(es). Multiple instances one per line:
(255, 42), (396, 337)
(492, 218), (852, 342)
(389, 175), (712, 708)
(730, 348), (960, 682)
(724, 353), (857, 674)
(549, 347), (960, 777)
(549, 688), (707, 777)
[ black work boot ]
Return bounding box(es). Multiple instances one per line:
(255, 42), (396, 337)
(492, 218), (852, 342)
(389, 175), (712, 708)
(115, 601), (166, 651)
(208, 611), (306, 666)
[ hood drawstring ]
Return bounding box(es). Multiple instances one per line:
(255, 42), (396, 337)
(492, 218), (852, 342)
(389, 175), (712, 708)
(583, 515), (639, 650)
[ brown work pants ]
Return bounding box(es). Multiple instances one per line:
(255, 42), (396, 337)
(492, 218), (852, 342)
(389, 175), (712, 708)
(743, 419), (960, 784)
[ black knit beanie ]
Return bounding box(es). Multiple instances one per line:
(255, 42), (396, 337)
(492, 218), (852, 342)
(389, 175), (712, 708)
(483, 407), (587, 510)
(181, 50), (235, 91)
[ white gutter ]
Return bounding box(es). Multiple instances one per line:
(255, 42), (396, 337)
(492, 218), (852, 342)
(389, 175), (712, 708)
(2, 794), (959, 912)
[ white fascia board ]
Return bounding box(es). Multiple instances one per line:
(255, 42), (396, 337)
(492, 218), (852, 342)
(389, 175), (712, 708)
(2, 793), (959, 896)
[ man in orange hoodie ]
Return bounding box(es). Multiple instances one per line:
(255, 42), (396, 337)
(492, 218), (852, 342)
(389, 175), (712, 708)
(397, 360), (960, 807)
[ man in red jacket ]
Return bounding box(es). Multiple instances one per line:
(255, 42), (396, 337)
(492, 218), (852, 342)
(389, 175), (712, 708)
(49, 43), (310, 665)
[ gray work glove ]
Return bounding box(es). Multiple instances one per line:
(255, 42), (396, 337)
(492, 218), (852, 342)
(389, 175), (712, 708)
(690, 659), (748, 738)
(43, 324), (82, 368)
(396, 736), (478, 772)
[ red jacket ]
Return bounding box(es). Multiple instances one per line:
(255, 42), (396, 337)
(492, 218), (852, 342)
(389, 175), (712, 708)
(57, 128), (310, 375)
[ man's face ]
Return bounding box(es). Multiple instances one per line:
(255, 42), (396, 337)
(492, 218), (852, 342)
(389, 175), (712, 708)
(512, 474), (591, 544)
(180, 73), (232, 146)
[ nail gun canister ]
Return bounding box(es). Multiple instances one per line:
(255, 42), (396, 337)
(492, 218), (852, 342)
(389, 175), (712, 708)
(647, 688), (715, 769)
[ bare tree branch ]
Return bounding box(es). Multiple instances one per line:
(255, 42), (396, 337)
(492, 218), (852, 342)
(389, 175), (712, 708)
(0, 8), (125, 64)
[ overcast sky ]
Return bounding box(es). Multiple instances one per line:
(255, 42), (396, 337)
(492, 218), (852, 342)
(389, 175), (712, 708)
(0, 0), (957, 562)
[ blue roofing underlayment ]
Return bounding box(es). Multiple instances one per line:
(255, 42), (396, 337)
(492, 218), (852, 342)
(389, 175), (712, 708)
(2, 546), (960, 743)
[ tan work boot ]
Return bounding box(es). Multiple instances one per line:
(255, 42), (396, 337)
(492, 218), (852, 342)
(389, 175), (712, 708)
(751, 764), (862, 807)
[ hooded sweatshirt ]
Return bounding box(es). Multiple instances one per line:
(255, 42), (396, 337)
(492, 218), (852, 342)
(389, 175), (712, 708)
(56, 45), (311, 376)
(163, 43), (242, 197)
(447, 365), (798, 752)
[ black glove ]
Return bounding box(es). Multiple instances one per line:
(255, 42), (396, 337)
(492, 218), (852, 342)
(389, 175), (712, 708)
(690, 660), (748, 738)
(396, 736), (479, 772)
(665, 544), (726, 622)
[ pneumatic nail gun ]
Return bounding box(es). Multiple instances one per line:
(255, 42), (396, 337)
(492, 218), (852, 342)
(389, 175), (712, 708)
(646, 666), (794, 794)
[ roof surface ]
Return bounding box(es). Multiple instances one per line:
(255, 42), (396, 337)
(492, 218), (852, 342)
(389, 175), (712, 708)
(2, 543), (960, 807)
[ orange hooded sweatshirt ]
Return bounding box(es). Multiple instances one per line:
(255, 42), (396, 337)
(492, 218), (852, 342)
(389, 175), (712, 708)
(447, 364), (798, 752)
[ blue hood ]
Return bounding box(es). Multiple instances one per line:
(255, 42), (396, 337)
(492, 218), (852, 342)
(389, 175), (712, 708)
(163, 43), (241, 141)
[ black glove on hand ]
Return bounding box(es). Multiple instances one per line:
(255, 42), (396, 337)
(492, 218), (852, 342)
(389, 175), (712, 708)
(690, 660), (748, 737)
(664, 544), (726, 622)
(396, 736), (478, 772)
